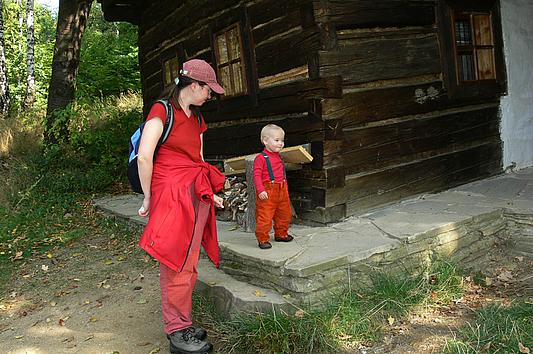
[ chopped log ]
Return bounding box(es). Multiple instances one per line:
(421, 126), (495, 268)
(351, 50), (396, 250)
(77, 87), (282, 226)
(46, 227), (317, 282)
(216, 176), (248, 226)
(224, 144), (313, 176)
(258, 66), (309, 89)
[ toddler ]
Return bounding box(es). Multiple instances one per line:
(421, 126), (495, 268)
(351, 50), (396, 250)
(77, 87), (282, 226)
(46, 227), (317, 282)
(253, 124), (293, 249)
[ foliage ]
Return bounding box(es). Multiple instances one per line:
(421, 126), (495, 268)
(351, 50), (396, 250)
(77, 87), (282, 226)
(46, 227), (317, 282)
(76, 3), (140, 99)
(443, 302), (533, 354)
(67, 93), (143, 177)
(0, 93), (143, 293)
(2, 0), (55, 111)
(2, 1), (140, 113)
(192, 259), (466, 354)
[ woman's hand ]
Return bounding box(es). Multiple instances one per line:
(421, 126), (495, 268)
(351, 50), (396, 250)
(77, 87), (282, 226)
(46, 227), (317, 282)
(138, 197), (150, 217)
(258, 191), (268, 200)
(213, 194), (224, 209)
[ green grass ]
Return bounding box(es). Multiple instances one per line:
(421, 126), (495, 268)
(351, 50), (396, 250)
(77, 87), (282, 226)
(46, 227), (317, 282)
(226, 308), (336, 353)
(443, 301), (533, 354)
(365, 271), (426, 317)
(191, 259), (467, 354)
(425, 259), (464, 306)
(0, 152), (130, 294)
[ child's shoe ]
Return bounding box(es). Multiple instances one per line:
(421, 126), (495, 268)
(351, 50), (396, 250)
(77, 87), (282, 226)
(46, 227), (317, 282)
(258, 241), (272, 249)
(274, 234), (294, 242)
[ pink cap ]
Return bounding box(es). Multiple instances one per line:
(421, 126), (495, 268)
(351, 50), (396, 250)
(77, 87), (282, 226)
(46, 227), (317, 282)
(182, 59), (225, 94)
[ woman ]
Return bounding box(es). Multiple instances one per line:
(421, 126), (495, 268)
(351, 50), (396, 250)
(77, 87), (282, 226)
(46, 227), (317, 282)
(137, 59), (225, 354)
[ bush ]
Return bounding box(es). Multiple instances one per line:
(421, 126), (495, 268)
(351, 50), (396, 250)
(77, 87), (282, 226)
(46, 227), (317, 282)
(67, 92), (143, 190)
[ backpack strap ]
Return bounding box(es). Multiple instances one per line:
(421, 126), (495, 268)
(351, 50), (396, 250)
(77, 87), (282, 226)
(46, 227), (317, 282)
(156, 99), (174, 145)
(191, 107), (203, 127)
(197, 112), (203, 127)
(156, 100), (202, 147)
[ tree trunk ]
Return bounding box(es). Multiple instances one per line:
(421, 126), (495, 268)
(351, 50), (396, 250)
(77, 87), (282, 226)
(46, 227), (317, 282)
(44, 0), (92, 144)
(0, 0), (10, 116)
(25, 0), (36, 108)
(245, 156), (257, 232)
(17, 0), (23, 51)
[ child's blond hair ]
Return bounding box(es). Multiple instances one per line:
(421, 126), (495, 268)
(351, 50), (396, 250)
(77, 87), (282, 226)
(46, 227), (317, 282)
(260, 124), (284, 145)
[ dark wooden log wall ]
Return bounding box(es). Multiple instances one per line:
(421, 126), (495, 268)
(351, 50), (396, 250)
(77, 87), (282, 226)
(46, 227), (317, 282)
(135, 0), (343, 220)
(130, 0), (504, 223)
(310, 0), (503, 222)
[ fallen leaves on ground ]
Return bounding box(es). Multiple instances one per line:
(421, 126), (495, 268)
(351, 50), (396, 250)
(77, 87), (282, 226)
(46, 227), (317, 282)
(519, 342), (531, 354)
(294, 309), (305, 318)
(497, 270), (513, 282)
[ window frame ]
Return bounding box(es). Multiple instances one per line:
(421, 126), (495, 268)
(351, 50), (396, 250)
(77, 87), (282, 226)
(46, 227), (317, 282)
(162, 56), (180, 87)
(438, 0), (506, 98)
(160, 45), (184, 88)
(213, 23), (249, 98)
(207, 5), (258, 111)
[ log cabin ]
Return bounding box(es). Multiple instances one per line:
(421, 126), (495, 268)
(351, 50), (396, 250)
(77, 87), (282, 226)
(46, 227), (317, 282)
(99, 0), (508, 223)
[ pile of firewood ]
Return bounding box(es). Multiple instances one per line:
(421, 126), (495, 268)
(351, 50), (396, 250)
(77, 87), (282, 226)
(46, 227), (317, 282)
(216, 176), (248, 226)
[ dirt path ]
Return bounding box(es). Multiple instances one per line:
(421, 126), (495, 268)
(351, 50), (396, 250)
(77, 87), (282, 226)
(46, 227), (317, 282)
(0, 229), (168, 354)
(1, 225), (531, 354)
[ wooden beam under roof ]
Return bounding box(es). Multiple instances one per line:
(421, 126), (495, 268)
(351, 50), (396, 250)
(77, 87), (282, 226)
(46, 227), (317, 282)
(98, 0), (141, 25)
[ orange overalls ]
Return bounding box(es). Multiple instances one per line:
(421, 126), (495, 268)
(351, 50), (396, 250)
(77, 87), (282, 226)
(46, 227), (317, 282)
(254, 152), (292, 243)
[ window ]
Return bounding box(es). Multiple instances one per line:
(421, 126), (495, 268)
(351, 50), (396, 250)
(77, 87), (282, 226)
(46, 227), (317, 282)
(453, 12), (496, 83)
(438, 0), (506, 98)
(163, 57), (179, 86)
(213, 23), (248, 97)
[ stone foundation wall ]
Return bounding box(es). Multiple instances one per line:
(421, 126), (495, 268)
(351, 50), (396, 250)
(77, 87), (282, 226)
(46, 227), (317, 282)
(506, 213), (533, 257)
(222, 210), (510, 305)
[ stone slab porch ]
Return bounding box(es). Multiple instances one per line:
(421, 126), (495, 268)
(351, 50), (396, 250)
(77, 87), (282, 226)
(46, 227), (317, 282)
(94, 168), (533, 318)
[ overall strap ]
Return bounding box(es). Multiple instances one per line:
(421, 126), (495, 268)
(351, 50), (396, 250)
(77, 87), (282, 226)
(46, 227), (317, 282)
(261, 152), (275, 182)
(261, 152), (286, 182)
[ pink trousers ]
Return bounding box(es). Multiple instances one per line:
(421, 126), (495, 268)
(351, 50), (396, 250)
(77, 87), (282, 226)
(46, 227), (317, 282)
(159, 191), (210, 334)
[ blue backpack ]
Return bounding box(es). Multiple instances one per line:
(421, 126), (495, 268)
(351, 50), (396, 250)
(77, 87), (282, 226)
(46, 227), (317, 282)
(127, 99), (174, 194)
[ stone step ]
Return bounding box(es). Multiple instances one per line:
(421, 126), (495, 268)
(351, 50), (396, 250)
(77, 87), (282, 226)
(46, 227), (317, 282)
(215, 211), (513, 305)
(93, 195), (295, 316)
(195, 258), (294, 319)
(215, 219), (402, 304)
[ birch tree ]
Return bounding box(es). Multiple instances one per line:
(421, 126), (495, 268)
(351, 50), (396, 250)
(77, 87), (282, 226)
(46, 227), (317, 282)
(0, 0), (10, 116)
(24, 0), (35, 108)
(45, 0), (92, 144)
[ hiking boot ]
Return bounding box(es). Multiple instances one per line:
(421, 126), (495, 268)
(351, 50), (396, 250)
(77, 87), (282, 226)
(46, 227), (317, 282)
(258, 241), (272, 249)
(274, 234), (294, 242)
(168, 327), (213, 354)
(167, 326), (207, 341)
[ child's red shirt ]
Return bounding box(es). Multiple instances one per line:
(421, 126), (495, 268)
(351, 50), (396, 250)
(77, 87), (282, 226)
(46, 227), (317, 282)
(253, 149), (286, 194)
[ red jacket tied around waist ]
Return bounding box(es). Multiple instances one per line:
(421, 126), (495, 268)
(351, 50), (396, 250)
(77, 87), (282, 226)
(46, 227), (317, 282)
(139, 149), (225, 272)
